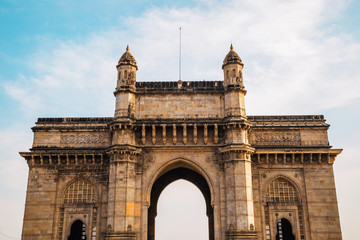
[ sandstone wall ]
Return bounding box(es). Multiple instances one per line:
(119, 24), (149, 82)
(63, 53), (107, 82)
(136, 93), (224, 119)
(22, 167), (58, 240)
(303, 165), (342, 239)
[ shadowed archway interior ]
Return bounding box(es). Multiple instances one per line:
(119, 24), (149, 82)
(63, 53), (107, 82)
(148, 167), (214, 240)
(276, 218), (295, 240)
(68, 220), (86, 240)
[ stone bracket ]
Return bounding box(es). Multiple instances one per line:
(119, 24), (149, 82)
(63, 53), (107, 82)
(107, 145), (142, 155)
(253, 149), (343, 165)
(219, 144), (255, 154)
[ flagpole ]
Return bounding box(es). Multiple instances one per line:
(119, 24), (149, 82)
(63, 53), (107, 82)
(179, 27), (182, 81)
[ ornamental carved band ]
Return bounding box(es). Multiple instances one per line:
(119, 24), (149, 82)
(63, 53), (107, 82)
(60, 134), (107, 147)
(252, 131), (301, 146)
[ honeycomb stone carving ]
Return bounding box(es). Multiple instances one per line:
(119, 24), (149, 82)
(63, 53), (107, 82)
(252, 131), (301, 146)
(61, 134), (107, 147)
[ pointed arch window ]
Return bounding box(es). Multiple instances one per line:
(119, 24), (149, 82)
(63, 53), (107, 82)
(266, 177), (299, 203)
(63, 179), (96, 204)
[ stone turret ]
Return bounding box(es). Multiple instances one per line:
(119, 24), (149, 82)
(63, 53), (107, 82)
(222, 44), (244, 88)
(222, 44), (247, 118)
(114, 46), (137, 118)
(116, 45), (138, 88)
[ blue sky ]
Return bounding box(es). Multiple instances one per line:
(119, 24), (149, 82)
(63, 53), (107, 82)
(0, 0), (360, 239)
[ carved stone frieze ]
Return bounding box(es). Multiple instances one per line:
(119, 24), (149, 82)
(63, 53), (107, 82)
(250, 130), (301, 146)
(60, 134), (107, 147)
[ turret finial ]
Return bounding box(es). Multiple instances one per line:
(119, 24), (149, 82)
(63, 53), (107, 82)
(117, 45), (138, 70)
(222, 44), (243, 69)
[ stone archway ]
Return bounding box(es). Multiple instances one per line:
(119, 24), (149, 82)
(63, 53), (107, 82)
(276, 218), (295, 240)
(147, 167), (214, 240)
(68, 220), (86, 240)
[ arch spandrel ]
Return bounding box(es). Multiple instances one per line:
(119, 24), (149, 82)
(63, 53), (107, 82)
(145, 158), (216, 205)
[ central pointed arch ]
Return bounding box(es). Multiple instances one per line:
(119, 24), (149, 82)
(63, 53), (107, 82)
(147, 160), (214, 240)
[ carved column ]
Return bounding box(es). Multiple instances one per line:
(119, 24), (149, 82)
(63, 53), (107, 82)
(141, 124), (146, 145)
(106, 124), (141, 240)
(220, 146), (257, 240)
(172, 124), (177, 144)
(204, 124), (208, 145)
(194, 124), (198, 145)
(162, 124), (167, 145)
(221, 122), (257, 240)
(152, 125), (156, 145)
(106, 148), (141, 240)
(214, 124), (219, 144)
(183, 124), (187, 144)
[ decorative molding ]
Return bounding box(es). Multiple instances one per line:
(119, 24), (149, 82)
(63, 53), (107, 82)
(251, 131), (300, 146)
(20, 151), (109, 168)
(61, 134), (107, 147)
(252, 149), (342, 165)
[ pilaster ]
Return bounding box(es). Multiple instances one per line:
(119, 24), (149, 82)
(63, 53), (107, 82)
(107, 120), (141, 239)
(106, 146), (141, 240)
(220, 144), (257, 240)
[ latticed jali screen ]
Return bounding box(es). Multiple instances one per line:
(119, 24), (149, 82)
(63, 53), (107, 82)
(64, 179), (96, 203)
(266, 178), (299, 203)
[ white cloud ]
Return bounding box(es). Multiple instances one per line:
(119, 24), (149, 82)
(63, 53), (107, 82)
(3, 32), (124, 118)
(4, 0), (359, 117)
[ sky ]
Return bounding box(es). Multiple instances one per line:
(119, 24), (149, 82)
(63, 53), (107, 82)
(0, 0), (359, 239)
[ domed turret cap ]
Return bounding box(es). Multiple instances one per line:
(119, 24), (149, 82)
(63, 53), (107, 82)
(222, 44), (243, 69)
(117, 45), (138, 70)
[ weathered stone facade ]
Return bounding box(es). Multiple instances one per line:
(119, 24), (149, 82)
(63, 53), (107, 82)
(20, 45), (342, 240)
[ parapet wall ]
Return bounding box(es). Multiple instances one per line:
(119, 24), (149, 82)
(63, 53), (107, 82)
(31, 115), (330, 149)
